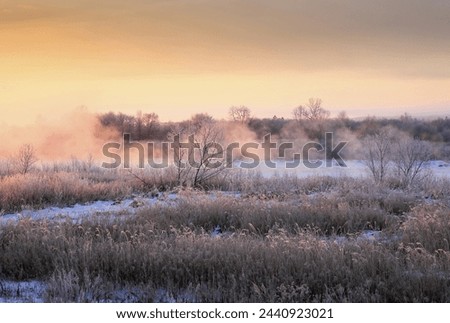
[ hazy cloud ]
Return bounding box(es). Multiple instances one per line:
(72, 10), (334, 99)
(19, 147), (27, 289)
(1, 0), (449, 124)
(1, 0), (449, 77)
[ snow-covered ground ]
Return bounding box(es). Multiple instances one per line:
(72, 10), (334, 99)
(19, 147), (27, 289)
(1, 160), (448, 225)
(0, 280), (197, 303)
(1, 199), (137, 224)
(0, 193), (178, 225)
(250, 159), (450, 178)
(0, 160), (447, 303)
(0, 281), (46, 303)
(423, 160), (450, 178)
(0, 192), (244, 225)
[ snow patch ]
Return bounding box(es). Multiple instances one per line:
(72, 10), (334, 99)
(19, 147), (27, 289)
(0, 193), (178, 225)
(0, 280), (46, 303)
(358, 230), (382, 241)
(247, 159), (450, 179)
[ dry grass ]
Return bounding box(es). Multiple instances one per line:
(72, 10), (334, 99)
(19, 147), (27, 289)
(1, 158), (446, 214)
(0, 197), (449, 302)
(0, 162), (229, 213)
(0, 172), (134, 213)
(0, 165), (182, 213)
(0, 163), (449, 302)
(139, 192), (402, 235)
(401, 204), (450, 253)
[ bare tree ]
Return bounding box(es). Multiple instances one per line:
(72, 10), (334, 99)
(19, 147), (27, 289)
(170, 115), (226, 188)
(16, 144), (38, 174)
(192, 118), (226, 188)
(392, 137), (432, 186)
(0, 158), (13, 177)
(169, 123), (192, 186)
(191, 113), (214, 130)
(292, 105), (307, 122)
(122, 114), (135, 135)
(295, 98), (330, 121)
(135, 111), (144, 140)
(363, 128), (394, 184)
(143, 112), (159, 138)
(229, 106), (251, 124)
(364, 127), (432, 186)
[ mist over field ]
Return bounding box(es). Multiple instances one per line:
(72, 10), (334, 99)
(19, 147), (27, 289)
(1, 103), (450, 303)
(1, 0), (450, 306)
(0, 108), (117, 161)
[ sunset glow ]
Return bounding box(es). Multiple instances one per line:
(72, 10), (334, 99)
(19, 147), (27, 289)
(1, 0), (450, 125)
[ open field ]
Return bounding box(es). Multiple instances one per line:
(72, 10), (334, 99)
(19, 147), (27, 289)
(3, 0), (450, 312)
(0, 161), (449, 302)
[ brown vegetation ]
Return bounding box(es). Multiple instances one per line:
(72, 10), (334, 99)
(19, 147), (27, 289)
(0, 175), (449, 302)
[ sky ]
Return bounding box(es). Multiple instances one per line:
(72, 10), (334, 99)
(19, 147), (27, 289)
(1, 0), (450, 125)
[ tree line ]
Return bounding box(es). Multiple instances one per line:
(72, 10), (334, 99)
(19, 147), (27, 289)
(98, 101), (450, 144)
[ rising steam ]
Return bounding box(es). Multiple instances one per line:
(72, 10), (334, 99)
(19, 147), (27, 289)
(0, 107), (118, 161)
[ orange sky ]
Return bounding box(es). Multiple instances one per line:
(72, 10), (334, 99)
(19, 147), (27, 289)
(1, 0), (450, 126)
